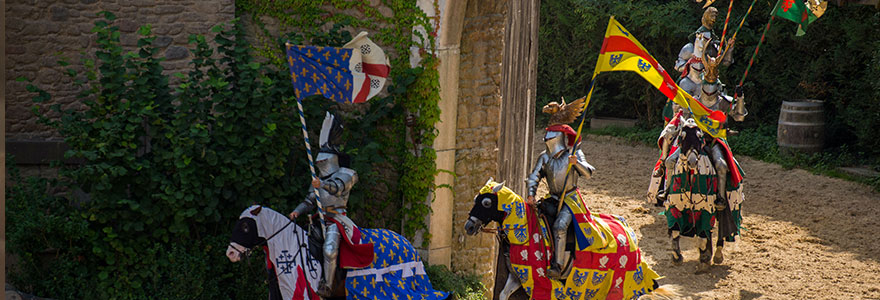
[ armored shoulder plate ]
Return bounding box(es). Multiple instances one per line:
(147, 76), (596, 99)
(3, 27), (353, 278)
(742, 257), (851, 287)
(331, 167), (358, 192)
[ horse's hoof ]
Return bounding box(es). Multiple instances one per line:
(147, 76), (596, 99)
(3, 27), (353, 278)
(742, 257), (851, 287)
(713, 247), (724, 264)
(671, 252), (683, 265)
(695, 262), (711, 274)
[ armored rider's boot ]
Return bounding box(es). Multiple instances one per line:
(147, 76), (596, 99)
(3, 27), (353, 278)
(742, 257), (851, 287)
(714, 166), (728, 210)
(546, 229), (567, 279)
(318, 224), (341, 297)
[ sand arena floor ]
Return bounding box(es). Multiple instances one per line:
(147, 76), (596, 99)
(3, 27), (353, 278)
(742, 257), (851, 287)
(532, 134), (880, 299)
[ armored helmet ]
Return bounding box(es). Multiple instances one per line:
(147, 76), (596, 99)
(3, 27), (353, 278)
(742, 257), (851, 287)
(315, 112), (346, 178)
(544, 130), (568, 157)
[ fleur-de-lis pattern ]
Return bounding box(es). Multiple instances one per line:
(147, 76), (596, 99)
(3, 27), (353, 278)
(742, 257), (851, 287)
(344, 228), (448, 300)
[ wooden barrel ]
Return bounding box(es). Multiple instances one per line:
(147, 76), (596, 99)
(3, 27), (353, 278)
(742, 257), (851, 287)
(777, 100), (825, 154)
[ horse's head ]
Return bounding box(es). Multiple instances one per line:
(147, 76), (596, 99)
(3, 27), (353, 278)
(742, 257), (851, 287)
(226, 205), (268, 262)
(464, 178), (512, 235)
(678, 119), (704, 171)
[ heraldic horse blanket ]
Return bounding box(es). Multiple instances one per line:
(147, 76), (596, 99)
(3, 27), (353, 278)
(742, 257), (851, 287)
(465, 180), (667, 300)
(227, 205), (449, 300)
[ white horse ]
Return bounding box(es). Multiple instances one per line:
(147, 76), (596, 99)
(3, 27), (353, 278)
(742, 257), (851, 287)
(226, 205), (450, 300)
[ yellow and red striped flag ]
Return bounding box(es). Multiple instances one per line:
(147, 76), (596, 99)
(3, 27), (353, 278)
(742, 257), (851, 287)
(595, 16), (727, 139)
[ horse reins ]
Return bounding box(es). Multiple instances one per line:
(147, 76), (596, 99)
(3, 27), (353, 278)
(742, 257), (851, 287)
(228, 218), (296, 259)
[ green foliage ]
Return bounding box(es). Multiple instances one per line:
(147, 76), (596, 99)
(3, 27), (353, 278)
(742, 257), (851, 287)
(237, 0), (441, 246)
(539, 0), (693, 127)
(425, 265), (487, 300)
(14, 14), (321, 299)
(586, 126), (662, 145)
(540, 0), (880, 160)
(11, 4), (443, 297)
(5, 156), (93, 298)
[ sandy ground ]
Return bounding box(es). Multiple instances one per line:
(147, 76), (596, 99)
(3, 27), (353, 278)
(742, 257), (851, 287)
(541, 134), (880, 300)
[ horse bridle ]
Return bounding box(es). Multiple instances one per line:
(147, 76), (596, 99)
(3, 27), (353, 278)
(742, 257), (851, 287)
(228, 218), (295, 260)
(229, 218), (321, 279)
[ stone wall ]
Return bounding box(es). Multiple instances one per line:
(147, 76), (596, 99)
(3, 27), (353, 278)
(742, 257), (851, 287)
(451, 0), (507, 290)
(5, 0), (235, 141)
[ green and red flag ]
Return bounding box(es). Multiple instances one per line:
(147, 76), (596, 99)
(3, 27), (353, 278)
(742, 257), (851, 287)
(773, 0), (819, 36)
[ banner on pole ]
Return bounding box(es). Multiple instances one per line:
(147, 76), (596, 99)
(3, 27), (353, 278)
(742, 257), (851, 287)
(285, 32), (390, 103)
(595, 17), (727, 139)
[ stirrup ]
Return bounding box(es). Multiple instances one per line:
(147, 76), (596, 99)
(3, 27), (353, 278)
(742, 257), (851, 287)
(546, 263), (562, 279)
(713, 198), (727, 210)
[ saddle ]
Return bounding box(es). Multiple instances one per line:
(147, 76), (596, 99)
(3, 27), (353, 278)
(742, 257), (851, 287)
(535, 195), (576, 252)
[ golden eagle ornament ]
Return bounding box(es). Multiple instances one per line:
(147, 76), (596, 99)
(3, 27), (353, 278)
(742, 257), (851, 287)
(542, 96), (586, 126)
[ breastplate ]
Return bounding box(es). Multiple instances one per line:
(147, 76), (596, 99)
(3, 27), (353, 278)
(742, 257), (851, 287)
(312, 186), (348, 209)
(542, 155), (579, 196)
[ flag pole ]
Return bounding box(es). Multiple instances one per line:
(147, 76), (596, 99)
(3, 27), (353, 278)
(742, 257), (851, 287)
(737, 3), (776, 97)
(728, 0), (758, 49)
(294, 95), (327, 225)
(551, 16), (610, 214)
(719, 0), (735, 50)
(554, 75), (598, 215)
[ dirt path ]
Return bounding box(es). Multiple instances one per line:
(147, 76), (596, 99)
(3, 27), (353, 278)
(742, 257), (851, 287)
(554, 134), (880, 299)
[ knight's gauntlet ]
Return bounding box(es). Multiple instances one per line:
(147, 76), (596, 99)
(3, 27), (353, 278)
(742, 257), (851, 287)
(733, 96), (747, 122)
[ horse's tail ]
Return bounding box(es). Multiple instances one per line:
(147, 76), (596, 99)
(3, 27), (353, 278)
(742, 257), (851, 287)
(641, 284), (681, 299)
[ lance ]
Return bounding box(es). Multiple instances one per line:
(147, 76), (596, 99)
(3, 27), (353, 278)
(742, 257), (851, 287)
(737, 3), (776, 96)
(555, 76), (598, 216)
(719, 0), (735, 50)
(293, 93), (328, 226)
(722, 0), (759, 68)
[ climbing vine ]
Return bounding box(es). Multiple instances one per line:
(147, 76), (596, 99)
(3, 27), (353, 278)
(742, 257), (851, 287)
(235, 0), (441, 245)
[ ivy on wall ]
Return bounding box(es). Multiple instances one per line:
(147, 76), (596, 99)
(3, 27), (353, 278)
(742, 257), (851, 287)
(8, 2), (443, 297)
(235, 0), (441, 245)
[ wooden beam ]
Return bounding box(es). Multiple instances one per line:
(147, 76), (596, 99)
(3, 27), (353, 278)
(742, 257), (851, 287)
(495, 1), (540, 299)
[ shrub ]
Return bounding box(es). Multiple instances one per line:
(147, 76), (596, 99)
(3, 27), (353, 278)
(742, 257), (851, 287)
(425, 264), (487, 300)
(11, 12), (426, 299)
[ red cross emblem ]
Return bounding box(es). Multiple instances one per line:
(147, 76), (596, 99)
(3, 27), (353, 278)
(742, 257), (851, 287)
(782, 0), (795, 12)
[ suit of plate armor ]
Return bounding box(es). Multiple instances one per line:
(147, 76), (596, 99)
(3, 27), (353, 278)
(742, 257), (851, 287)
(662, 37), (747, 209)
(526, 129), (595, 277)
(657, 6), (735, 191)
(291, 113), (359, 296)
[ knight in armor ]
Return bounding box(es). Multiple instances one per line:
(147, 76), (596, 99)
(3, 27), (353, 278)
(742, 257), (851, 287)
(289, 112), (359, 296)
(656, 6), (735, 196)
(671, 6), (735, 111)
(662, 38), (747, 212)
(525, 97), (595, 279)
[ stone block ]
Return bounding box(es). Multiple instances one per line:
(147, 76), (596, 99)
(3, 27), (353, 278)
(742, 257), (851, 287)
(158, 5), (185, 15)
(165, 46), (189, 60)
(153, 36), (173, 48)
(50, 6), (70, 21)
(118, 19), (139, 32)
(7, 46), (26, 55)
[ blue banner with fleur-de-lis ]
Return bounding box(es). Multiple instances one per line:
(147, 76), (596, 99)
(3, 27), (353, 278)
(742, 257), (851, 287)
(286, 44), (360, 103)
(343, 228), (449, 300)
